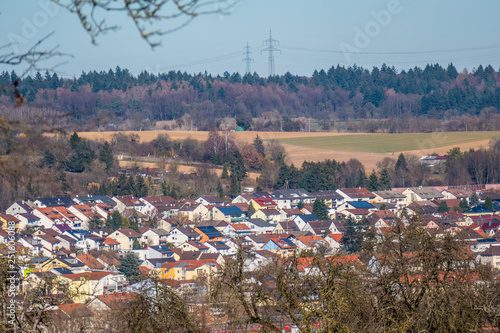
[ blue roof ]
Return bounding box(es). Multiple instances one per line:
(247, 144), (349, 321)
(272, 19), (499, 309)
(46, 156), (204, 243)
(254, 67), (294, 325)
(216, 206), (244, 216)
(196, 226), (223, 239)
(464, 204), (499, 214)
(347, 201), (375, 209)
(150, 245), (172, 252)
(36, 197), (75, 207)
(295, 214), (320, 222)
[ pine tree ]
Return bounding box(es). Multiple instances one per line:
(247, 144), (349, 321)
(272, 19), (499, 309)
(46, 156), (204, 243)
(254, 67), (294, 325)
(438, 201), (449, 213)
(67, 134), (96, 173)
(247, 202), (256, 218)
(229, 149), (247, 181)
(69, 132), (81, 150)
(379, 168), (392, 190)
(125, 176), (135, 195)
(134, 175), (148, 198)
(367, 170), (379, 191)
(221, 163), (229, 180)
(88, 212), (102, 230)
(395, 153), (408, 187)
(119, 254), (143, 284)
(111, 210), (123, 231)
(485, 195), (494, 211)
(216, 180), (224, 199)
(130, 211), (140, 233)
(99, 141), (114, 170)
(342, 218), (363, 253)
(356, 169), (366, 188)
(459, 198), (469, 211)
(133, 237), (142, 249)
(253, 135), (266, 157)
(106, 213), (113, 230)
(114, 173), (127, 195)
(313, 198), (329, 221)
(229, 173), (240, 198)
(470, 192), (479, 206)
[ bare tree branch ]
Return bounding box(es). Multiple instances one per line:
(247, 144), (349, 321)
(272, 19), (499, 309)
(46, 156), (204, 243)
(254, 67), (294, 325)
(51, 0), (239, 48)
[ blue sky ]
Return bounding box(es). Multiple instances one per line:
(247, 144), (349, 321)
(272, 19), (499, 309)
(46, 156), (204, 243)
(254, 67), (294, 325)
(1, 0), (500, 78)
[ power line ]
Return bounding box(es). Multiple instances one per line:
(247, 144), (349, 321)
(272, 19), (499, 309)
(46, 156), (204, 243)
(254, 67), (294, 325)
(262, 30), (281, 76)
(280, 43), (500, 56)
(242, 42), (254, 74)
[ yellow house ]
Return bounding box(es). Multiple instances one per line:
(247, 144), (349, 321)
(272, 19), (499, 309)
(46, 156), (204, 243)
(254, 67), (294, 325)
(159, 259), (220, 281)
(249, 198), (278, 210)
(35, 257), (85, 272)
(251, 209), (283, 224)
(0, 214), (20, 233)
(55, 271), (126, 303)
(107, 229), (142, 250)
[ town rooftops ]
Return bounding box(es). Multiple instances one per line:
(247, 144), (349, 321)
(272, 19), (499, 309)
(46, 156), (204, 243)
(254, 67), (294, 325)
(252, 197), (278, 206)
(215, 206), (244, 216)
(114, 195), (143, 206)
(196, 226), (223, 239)
(310, 190), (344, 200)
(480, 245), (500, 257)
(74, 195), (116, 205)
(337, 187), (375, 199)
(93, 292), (137, 309)
(196, 195), (225, 204)
(481, 192), (500, 201)
(16, 213), (40, 221)
(278, 221), (300, 232)
(0, 214), (20, 223)
(175, 226), (202, 238)
(346, 201), (376, 209)
(34, 197), (75, 207)
(295, 214), (320, 223)
(407, 187), (444, 199)
(271, 189), (312, 198)
(76, 254), (105, 270)
(141, 196), (176, 205)
(373, 190), (407, 199)
(115, 229), (142, 238)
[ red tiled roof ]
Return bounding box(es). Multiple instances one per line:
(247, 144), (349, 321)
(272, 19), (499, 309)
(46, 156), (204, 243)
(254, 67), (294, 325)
(230, 223), (251, 230)
(95, 292), (137, 309)
(104, 237), (121, 245)
(117, 229), (142, 238)
(76, 254), (105, 270)
(61, 271), (116, 281)
(345, 208), (370, 215)
(328, 233), (343, 242)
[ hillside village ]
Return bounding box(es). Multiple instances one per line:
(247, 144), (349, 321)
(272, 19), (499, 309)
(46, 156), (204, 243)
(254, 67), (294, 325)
(2, 185), (500, 328)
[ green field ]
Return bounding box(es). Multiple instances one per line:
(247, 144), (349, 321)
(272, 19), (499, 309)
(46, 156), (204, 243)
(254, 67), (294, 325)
(275, 131), (500, 154)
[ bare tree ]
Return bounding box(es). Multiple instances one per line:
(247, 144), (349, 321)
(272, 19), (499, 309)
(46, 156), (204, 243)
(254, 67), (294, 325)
(52, 0), (238, 47)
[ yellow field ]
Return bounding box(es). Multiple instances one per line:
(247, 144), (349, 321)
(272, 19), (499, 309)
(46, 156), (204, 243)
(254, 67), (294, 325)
(78, 130), (497, 171)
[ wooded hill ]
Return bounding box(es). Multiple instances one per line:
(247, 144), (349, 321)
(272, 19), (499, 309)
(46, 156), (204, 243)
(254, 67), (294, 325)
(1, 63), (500, 132)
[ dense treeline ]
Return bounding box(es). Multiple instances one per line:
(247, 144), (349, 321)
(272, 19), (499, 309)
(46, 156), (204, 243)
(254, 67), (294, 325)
(1, 63), (500, 132)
